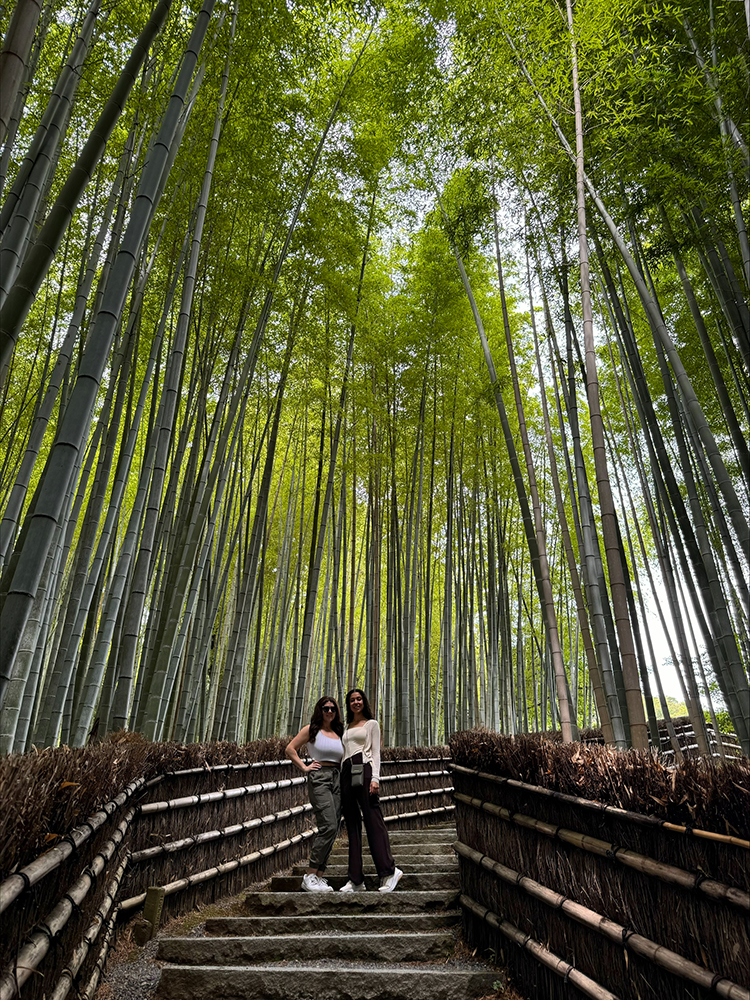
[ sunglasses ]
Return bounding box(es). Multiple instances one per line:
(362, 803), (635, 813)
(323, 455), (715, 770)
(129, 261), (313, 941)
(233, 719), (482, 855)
(322, 706), (336, 713)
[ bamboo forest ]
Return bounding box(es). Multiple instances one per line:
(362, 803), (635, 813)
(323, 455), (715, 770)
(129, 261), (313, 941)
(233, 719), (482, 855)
(0, 0), (748, 760)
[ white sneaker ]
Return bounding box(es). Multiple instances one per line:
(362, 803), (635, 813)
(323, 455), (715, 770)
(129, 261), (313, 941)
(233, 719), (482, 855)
(302, 873), (334, 892)
(339, 880), (366, 892)
(378, 867), (403, 892)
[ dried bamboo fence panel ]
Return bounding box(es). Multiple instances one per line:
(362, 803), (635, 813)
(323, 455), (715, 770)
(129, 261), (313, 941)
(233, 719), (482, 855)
(0, 740), (303, 1000)
(497, 718), (742, 761)
(449, 763), (749, 889)
(0, 809), (136, 1000)
(123, 768), (314, 917)
(459, 893), (620, 1000)
(377, 758), (454, 828)
(449, 730), (749, 1000)
(124, 755), (454, 916)
(659, 719), (743, 761)
(0, 740), (452, 1000)
(47, 853), (128, 1000)
(452, 791), (748, 909)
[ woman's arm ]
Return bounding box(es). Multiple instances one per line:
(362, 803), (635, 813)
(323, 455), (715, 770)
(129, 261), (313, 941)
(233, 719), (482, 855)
(368, 719), (381, 793)
(285, 726), (319, 773)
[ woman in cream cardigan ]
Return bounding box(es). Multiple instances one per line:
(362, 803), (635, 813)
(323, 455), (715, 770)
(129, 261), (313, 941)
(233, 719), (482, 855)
(338, 688), (403, 892)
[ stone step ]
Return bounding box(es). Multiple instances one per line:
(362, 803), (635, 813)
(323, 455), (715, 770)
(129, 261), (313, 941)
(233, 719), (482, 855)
(205, 912), (462, 937)
(244, 889), (459, 916)
(292, 862), (457, 876)
(371, 830), (455, 843)
(328, 845), (455, 858)
(269, 872), (459, 892)
(390, 824), (455, 831)
(158, 931), (455, 965)
(154, 964), (498, 1000)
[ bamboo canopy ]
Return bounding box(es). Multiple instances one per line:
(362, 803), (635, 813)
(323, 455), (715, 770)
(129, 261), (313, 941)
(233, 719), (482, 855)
(0, 0), (746, 753)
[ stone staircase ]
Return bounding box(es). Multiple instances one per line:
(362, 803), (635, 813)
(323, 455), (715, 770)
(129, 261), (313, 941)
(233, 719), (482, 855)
(155, 824), (498, 999)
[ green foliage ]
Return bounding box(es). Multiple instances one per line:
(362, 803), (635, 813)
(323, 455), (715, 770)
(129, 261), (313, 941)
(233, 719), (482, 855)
(652, 696), (687, 720)
(706, 710), (735, 735)
(0, 0), (746, 753)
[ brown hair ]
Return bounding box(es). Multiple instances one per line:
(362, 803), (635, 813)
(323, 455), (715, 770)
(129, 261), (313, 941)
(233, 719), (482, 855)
(308, 696), (344, 743)
(345, 688), (374, 724)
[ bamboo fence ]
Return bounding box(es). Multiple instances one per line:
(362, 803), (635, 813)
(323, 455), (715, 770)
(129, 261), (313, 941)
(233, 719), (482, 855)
(0, 741), (451, 1000)
(503, 717), (743, 761)
(450, 732), (749, 1000)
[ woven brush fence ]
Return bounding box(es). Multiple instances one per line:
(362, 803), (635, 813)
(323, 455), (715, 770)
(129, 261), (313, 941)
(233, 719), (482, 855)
(449, 729), (750, 1000)
(378, 745), (453, 828)
(0, 737), (452, 1000)
(658, 718), (743, 760)
(119, 757), (313, 922)
(517, 717), (742, 762)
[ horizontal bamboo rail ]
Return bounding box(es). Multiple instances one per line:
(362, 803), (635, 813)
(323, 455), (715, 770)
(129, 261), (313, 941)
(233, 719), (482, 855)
(141, 756), (450, 789)
(460, 892), (619, 1000)
(379, 769), (450, 784)
(382, 758), (451, 765)
(454, 792), (749, 909)
(119, 829), (316, 911)
(0, 807), (136, 1000)
(129, 803), (314, 863)
(450, 763), (750, 848)
(48, 854), (129, 1000)
(384, 804), (455, 823)
(380, 787), (453, 806)
(139, 775), (307, 815)
(0, 777), (144, 914)
(143, 759), (294, 787)
(77, 901), (118, 1000)
(454, 840), (749, 1000)
(140, 767), (448, 817)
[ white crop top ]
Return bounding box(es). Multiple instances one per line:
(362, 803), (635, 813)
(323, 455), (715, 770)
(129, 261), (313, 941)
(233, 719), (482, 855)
(307, 730), (343, 764)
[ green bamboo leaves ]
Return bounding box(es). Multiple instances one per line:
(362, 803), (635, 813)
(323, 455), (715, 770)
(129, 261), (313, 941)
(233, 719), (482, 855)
(0, 0), (213, 705)
(0, 0), (746, 754)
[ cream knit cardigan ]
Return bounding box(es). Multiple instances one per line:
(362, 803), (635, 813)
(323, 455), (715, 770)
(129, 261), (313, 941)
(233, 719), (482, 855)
(342, 718), (382, 784)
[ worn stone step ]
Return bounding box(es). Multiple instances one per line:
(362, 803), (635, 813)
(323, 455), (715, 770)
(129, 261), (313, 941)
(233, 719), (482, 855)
(324, 853), (454, 866)
(328, 846), (455, 859)
(335, 846), (453, 858)
(158, 931), (455, 965)
(244, 889), (459, 916)
(154, 964), (498, 1000)
(205, 912), (462, 937)
(292, 862), (457, 876)
(370, 830), (455, 843)
(328, 843), (456, 865)
(363, 828), (455, 839)
(269, 872), (459, 892)
(334, 840), (455, 853)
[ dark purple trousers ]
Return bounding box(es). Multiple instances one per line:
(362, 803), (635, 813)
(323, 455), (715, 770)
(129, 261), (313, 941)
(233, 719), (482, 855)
(341, 755), (395, 883)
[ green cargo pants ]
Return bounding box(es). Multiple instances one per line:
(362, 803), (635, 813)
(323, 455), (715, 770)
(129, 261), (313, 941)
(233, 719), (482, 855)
(307, 767), (341, 871)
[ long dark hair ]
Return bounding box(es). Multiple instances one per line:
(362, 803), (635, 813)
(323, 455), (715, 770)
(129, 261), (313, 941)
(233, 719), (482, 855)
(308, 696), (344, 743)
(345, 688), (374, 724)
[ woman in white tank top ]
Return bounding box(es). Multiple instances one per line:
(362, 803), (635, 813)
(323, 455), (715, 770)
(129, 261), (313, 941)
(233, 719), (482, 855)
(286, 696), (344, 891)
